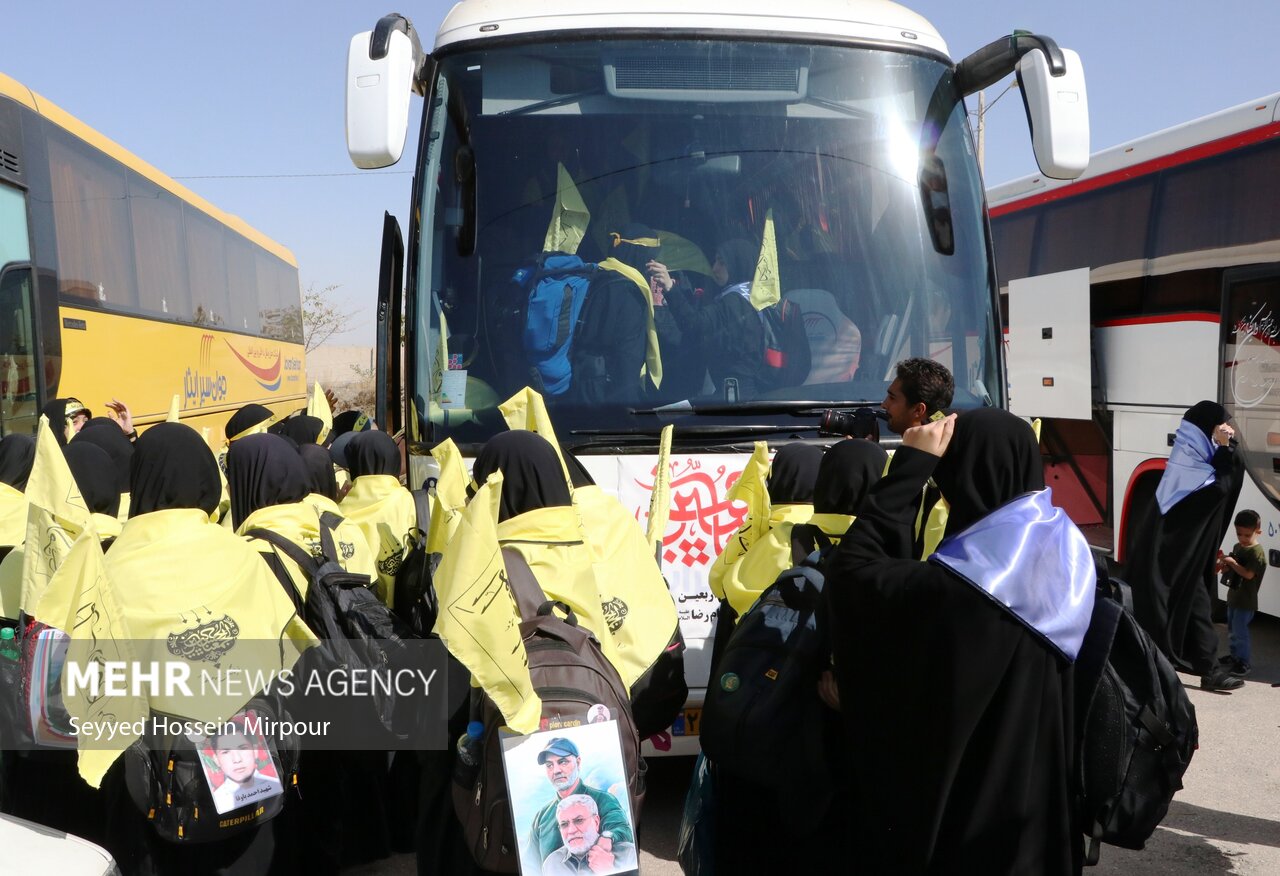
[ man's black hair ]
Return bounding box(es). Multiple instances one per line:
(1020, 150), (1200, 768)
(1235, 509), (1262, 529)
(895, 358), (955, 415)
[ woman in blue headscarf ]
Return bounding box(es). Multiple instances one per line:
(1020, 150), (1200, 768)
(1129, 400), (1244, 691)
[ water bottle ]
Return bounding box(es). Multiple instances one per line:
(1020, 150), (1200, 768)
(0, 627), (18, 662)
(453, 720), (485, 787)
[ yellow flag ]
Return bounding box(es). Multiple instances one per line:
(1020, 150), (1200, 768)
(499, 387), (572, 490)
(543, 162), (591, 255)
(427, 438), (469, 554)
(646, 425), (674, 558)
(708, 442), (771, 600)
(1031, 418), (1043, 443)
(749, 208), (781, 311)
(434, 473), (542, 733)
(166, 394), (181, 422)
(656, 229), (712, 275)
(21, 416), (91, 617)
(308, 381), (334, 444)
(56, 527), (147, 787)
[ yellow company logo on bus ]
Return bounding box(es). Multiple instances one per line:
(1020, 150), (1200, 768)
(223, 338), (284, 391)
(184, 334), (230, 407)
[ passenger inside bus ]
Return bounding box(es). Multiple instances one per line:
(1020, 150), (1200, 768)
(652, 239), (766, 400)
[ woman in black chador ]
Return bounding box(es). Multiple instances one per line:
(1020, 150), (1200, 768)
(1128, 400), (1244, 691)
(824, 409), (1093, 874)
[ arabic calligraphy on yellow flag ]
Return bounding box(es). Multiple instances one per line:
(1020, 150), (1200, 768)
(749, 208), (781, 312)
(542, 162), (591, 255)
(646, 424), (674, 556)
(21, 416), (91, 618)
(308, 380), (334, 444)
(56, 528), (147, 788)
(434, 473), (542, 733)
(708, 441), (771, 600)
(427, 438), (470, 554)
(499, 387), (572, 489)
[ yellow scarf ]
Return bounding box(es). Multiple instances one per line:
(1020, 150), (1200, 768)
(917, 494), (949, 560)
(238, 500), (378, 598)
(0, 483), (27, 547)
(89, 511), (122, 543)
(339, 474), (418, 606)
(808, 512), (855, 542)
(102, 508), (314, 649)
(722, 503), (815, 617)
(0, 544), (21, 621)
(597, 257), (663, 388)
(573, 485), (679, 689)
(55, 511), (316, 785)
(498, 505), (622, 673)
(708, 443), (771, 600)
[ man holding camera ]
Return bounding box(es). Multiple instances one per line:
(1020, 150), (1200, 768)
(882, 358), (954, 558)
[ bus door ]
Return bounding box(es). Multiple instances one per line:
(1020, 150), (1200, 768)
(0, 182), (38, 436)
(1221, 265), (1280, 510)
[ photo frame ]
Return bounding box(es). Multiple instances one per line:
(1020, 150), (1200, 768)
(196, 709), (285, 815)
(500, 720), (637, 876)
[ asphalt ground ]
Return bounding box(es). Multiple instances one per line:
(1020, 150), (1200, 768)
(362, 614), (1280, 876)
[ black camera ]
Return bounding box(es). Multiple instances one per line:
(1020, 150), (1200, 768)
(818, 407), (885, 441)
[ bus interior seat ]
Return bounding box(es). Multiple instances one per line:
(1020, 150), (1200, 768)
(783, 288), (862, 384)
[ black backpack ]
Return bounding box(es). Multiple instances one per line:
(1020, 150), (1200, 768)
(248, 514), (427, 740)
(759, 297), (811, 388)
(1074, 570), (1199, 865)
(627, 623), (688, 741)
(700, 547), (830, 786)
(393, 489), (437, 637)
(123, 696), (299, 843)
(452, 548), (643, 873)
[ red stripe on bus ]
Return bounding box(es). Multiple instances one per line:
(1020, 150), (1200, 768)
(1094, 312), (1219, 328)
(990, 120), (1280, 217)
(1117, 458), (1168, 564)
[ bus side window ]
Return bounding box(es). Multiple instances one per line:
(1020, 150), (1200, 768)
(0, 266), (38, 436)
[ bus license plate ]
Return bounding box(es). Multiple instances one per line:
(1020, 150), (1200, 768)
(672, 708), (701, 737)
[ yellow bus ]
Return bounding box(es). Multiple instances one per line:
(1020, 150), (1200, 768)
(0, 72), (305, 440)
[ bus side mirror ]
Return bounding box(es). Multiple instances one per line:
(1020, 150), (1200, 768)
(346, 17), (424, 169)
(1017, 47), (1089, 180)
(955, 33), (1089, 181)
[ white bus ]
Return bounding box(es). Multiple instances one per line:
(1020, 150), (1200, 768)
(989, 93), (1280, 618)
(346, 0), (1088, 751)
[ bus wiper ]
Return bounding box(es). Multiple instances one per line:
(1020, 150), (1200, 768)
(498, 90), (603, 116)
(631, 400), (879, 416)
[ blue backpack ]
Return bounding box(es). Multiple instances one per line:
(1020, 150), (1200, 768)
(514, 253), (599, 395)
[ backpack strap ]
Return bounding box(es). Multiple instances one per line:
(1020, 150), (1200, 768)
(410, 489), (431, 547)
(316, 511), (344, 563)
(1075, 556), (1127, 718)
(245, 528), (313, 614)
(500, 547), (549, 621)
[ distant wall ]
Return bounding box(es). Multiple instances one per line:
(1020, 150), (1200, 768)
(306, 344), (374, 409)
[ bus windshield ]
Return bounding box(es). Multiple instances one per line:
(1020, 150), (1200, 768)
(414, 38), (999, 448)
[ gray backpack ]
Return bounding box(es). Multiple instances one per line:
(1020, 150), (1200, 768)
(451, 548), (643, 872)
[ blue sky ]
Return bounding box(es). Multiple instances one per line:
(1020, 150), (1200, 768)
(6, 1), (1280, 345)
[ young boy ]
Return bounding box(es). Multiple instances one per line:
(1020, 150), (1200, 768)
(1218, 509), (1267, 676)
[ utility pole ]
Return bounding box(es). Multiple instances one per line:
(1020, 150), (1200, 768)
(976, 89), (986, 176)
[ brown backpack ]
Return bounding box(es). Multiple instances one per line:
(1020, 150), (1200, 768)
(451, 548), (644, 871)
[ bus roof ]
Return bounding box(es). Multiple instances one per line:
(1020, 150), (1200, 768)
(988, 92), (1280, 212)
(433, 0), (949, 57)
(0, 72), (298, 268)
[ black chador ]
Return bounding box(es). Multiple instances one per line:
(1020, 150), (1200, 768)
(824, 410), (1088, 875)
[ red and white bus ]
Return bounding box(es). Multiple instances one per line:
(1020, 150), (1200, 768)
(989, 93), (1280, 617)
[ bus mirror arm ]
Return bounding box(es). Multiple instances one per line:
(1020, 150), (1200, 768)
(370, 13), (429, 96)
(954, 32), (1065, 97)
